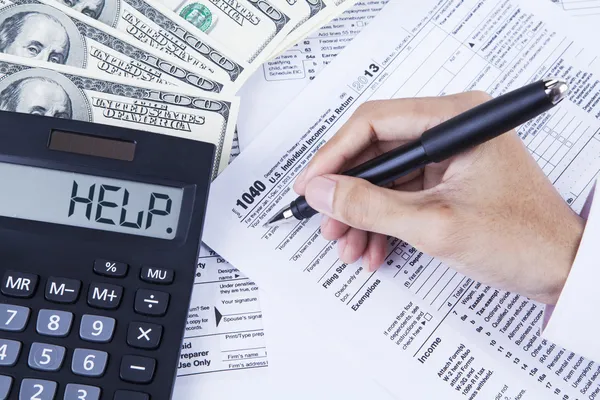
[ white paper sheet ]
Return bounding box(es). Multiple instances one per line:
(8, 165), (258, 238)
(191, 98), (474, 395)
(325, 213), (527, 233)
(204, 0), (600, 398)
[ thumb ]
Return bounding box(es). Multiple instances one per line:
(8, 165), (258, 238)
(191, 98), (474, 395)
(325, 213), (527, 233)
(304, 175), (422, 237)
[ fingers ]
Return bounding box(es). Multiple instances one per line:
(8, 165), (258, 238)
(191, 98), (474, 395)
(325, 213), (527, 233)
(337, 228), (368, 264)
(364, 232), (388, 271)
(304, 174), (422, 238)
(320, 216), (349, 241)
(294, 91), (493, 195)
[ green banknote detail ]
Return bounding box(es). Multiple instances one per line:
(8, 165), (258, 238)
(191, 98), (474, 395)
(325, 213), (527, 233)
(179, 3), (213, 32)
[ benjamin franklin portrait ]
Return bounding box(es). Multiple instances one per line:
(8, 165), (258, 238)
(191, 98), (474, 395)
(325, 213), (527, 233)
(0, 76), (72, 118)
(0, 5), (86, 68)
(58, 0), (120, 27)
(0, 68), (92, 121)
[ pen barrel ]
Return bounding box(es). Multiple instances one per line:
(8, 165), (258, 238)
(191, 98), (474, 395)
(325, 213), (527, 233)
(342, 141), (429, 186)
(421, 80), (554, 162)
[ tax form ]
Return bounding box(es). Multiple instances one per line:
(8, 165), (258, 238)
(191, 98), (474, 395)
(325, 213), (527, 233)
(551, 0), (600, 18)
(204, 0), (600, 398)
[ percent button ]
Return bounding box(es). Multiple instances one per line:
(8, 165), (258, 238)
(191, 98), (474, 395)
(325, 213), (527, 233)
(94, 259), (129, 278)
(134, 289), (169, 316)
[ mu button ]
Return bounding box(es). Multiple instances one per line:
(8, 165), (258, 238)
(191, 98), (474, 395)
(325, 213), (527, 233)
(140, 266), (174, 284)
(134, 289), (169, 316)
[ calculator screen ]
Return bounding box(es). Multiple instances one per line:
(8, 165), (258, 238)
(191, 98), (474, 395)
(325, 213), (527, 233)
(0, 161), (183, 239)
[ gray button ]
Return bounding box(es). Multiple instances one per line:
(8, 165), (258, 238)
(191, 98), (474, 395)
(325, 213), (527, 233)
(0, 338), (21, 366)
(79, 315), (115, 343)
(0, 375), (13, 400)
(19, 379), (57, 400)
(0, 304), (30, 332)
(64, 384), (101, 400)
(28, 343), (66, 372)
(36, 309), (73, 337)
(71, 349), (108, 377)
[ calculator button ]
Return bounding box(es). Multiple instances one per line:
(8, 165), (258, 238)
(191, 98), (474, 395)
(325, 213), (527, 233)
(113, 391), (149, 400)
(45, 277), (81, 304)
(140, 267), (174, 284)
(19, 379), (57, 400)
(0, 338), (21, 366)
(87, 283), (123, 309)
(64, 384), (101, 400)
(0, 375), (12, 400)
(134, 289), (169, 316)
(0, 304), (30, 331)
(120, 355), (156, 384)
(36, 310), (73, 337)
(71, 349), (108, 377)
(1, 270), (38, 298)
(80, 315), (115, 343)
(28, 343), (66, 372)
(127, 322), (162, 349)
(94, 259), (128, 278)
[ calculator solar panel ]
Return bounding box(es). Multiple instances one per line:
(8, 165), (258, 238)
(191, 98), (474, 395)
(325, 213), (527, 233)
(0, 111), (215, 400)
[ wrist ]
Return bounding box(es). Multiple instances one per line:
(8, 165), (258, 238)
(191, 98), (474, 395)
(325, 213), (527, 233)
(537, 213), (585, 305)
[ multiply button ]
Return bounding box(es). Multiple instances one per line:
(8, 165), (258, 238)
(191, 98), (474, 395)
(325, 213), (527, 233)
(1, 270), (38, 298)
(141, 266), (174, 284)
(134, 289), (169, 316)
(45, 277), (81, 304)
(127, 322), (162, 349)
(87, 283), (123, 309)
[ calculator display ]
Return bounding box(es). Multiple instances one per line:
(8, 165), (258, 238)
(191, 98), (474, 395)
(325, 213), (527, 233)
(0, 161), (183, 239)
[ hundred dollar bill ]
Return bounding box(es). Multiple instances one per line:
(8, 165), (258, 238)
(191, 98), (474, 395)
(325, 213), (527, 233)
(158, 0), (294, 64)
(0, 0), (226, 94)
(268, 0), (357, 58)
(46, 0), (251, 92)
(0, 52), (238, 175)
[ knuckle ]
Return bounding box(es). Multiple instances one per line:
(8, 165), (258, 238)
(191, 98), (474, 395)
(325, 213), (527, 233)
(335, 181), (380, 229)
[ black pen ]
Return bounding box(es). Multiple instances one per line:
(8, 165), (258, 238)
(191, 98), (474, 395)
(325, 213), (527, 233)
(266, 78), (569, 226)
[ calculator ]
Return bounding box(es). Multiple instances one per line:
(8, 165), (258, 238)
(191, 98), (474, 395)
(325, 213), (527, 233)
(0, 111), (215, 400)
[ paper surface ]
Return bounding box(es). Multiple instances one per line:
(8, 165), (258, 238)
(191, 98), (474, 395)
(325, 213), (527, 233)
(237, 0), (388, 149)
(551, 0), (600, 18)
(204, 0), (600, 398)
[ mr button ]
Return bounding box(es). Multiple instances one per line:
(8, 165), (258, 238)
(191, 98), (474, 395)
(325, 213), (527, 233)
(1, 271), (38, 298)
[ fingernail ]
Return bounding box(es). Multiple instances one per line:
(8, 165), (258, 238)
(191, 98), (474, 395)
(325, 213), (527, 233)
(337, 237), (347, 260)
(305, 176), (335, 214)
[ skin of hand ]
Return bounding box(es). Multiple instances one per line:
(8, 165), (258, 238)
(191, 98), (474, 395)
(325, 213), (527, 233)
(293, 91), (585, 306)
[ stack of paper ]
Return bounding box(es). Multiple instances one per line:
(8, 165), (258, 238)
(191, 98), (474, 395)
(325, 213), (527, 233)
(199, 0), (600, 398)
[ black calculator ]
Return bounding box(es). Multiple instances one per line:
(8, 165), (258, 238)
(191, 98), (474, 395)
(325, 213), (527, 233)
(0, 112), (215, 400)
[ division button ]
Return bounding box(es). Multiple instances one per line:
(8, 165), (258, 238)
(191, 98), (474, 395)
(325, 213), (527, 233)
(134, 289), (169, 316)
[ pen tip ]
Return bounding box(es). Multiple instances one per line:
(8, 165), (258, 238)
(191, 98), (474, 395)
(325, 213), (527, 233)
(264, 205), (294, 227)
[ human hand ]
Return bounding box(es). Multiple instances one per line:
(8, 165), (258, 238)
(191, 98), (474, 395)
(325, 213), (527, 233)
(293, 92), (584, 305)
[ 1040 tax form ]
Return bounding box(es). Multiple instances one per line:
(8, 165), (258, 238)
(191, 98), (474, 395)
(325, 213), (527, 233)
(204, 0), (600, 398)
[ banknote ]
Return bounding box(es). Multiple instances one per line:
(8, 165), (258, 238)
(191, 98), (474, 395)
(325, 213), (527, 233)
(0, 52), (238, 175)
(158, 0), (294, 64)
(0, 0), (228, 94)
(268, 0), (357, 58)
(45, 0), (251, 92)
(273, 0), (326, 36)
